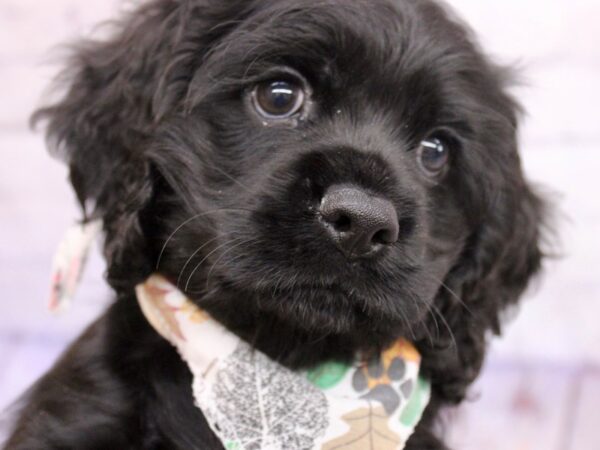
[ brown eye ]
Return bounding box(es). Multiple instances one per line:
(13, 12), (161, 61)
(252, 80), (305, 119)
(417, 136), (450, 177)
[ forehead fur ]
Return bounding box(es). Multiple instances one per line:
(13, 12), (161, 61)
(203, 0), (479, 74)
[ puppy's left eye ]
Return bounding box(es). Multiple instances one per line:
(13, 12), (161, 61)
(417, 136), (450, 177)
(252, 80), (305, 119)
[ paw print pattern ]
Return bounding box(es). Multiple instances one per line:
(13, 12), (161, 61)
(351, 355), (415, 415)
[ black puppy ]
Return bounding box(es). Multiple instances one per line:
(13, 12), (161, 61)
(5, 0), (545, 448)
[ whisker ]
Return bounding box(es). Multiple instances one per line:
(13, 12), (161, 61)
(184, 238), (244, 292)
(436, 280), (474, 317)
(421, 272), (474, 318)
(422, 315), (436, 348)
(390, 298), (416, 343)
(204, 238), (257, 292)
(176, 233), (233, 289)
(205, 164), (253, 193)
(405, 291), (434, 345)
(425, 300), (440, 341)
(428, 302), (459, 356)
(155, 207), (252, 270)
(402, 253), (473, 317)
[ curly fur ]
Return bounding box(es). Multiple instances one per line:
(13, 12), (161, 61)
(5, 0), (545, 448)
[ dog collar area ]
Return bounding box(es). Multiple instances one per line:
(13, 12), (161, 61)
(136, 274), (431, 450)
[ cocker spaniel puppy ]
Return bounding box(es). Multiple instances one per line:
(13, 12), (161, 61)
(5, 0), (545, 449)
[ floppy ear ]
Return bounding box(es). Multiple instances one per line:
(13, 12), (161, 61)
(455, 166), (546, 321)
(33, 1), (209, 290)
(422, 174), (546, 404)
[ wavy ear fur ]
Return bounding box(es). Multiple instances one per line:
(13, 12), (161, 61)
(32, 0), (250, 290)
(32, 1), (181, 289)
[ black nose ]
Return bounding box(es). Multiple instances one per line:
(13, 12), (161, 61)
(319, 185), (399, 259)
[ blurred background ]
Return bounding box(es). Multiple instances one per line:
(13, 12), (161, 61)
(0, 0), (598, 448)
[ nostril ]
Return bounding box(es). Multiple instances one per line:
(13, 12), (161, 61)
(332, 214), (352, 232)
(372, 228), (394, 245)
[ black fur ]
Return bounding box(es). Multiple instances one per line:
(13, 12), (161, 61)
(5, 0), (546, 448)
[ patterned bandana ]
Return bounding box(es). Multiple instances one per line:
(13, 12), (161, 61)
(49, 220), (103, 313)
(136, 275), (431, 450)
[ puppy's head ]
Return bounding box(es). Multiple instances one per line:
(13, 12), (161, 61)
(36, 0), (545, 378)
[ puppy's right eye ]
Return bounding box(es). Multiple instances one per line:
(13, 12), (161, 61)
(251, 80), (305, 119)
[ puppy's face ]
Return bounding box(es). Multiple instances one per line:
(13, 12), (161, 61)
(150, 0), (516, 345)
(40, 0), (543, 368)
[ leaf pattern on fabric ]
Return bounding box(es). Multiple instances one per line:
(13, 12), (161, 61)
(210, 345), (329, 450)
(322, 405), (402, 450)
(137, 276), (430, 450)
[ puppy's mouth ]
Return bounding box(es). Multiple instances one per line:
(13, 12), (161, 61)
(200, 266), (426, 338)
(262, 284), (367, 331)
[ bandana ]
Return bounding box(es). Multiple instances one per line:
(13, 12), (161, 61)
(49, 220), (102, 312)
(50, 221), (431, 449)
(136, 275), (431, 450)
